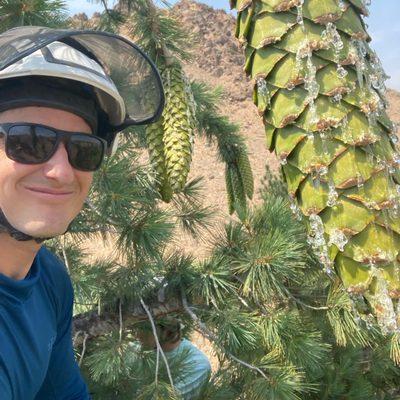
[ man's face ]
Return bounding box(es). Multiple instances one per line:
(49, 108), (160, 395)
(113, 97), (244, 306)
(0, 106), (94, 238)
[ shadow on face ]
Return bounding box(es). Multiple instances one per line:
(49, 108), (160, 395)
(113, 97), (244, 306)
(0, 106), (92, 133)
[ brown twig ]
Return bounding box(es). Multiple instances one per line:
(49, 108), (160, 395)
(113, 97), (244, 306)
(119, 299), (123, 342)
(73, 298), (182, 346)
(282, 287), (329, 311)
(79, 332), (89, 367)
(140, 298), (175, 388)
(61, 238), (70, 273)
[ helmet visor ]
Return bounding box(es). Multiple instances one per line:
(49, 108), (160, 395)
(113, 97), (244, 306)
(0, 26), (165, 130)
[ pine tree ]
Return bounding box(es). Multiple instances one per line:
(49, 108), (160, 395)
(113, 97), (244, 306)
(3, 1), (400, 399)
(0, 0), (68, 32)
(70, 2), (400, 397)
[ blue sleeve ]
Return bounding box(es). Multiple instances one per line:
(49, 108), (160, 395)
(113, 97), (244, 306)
(34, 276), (91, 400)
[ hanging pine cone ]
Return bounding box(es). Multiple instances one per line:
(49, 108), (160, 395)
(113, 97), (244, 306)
(162, 63), (197, 192)
(146, 116), (173, 202)
(237, 149), (255, 200)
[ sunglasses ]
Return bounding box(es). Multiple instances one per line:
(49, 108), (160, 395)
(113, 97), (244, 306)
(0, 123), (107, 172)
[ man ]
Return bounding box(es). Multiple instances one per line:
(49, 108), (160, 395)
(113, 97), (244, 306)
(135, 317), (212, 399)
(0, 27), (164, 399)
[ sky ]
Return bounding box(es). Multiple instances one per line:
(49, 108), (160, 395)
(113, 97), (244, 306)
(66, 0), (400, 91)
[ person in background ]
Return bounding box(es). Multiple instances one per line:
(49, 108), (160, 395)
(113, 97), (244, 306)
(136, 316), (212, 399)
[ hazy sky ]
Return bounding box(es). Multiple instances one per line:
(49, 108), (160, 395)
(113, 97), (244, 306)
(66, 0), (400, 90)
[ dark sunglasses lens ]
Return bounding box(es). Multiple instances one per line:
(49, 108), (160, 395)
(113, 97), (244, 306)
(7, 125), (56, 163)
(67, 135), (104, 171)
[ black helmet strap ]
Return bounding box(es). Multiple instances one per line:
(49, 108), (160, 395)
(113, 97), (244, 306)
(0, 208), (51, 244)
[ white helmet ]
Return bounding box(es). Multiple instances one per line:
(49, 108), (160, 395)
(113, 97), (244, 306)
(0, 26), (165, 147)
(0, 41), (126, 127)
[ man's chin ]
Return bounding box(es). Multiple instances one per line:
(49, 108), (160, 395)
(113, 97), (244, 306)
(15, 222), (70, 239)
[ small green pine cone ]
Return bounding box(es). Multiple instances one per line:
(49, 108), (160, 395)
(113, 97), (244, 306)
(230, 165), (248, 220)
(237, 149), (254, 199)
(226, 166), (236, 215)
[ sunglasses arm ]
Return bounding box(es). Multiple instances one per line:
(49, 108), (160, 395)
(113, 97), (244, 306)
(108, 132), (120, 157)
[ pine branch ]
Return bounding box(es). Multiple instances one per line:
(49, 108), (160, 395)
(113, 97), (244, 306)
(180, 289), (269, 381)
(0, 0), (69, 32)
(155, 347), (160, 386)
(119, 299), (123, 342)
(79, 332), (89, 367)
(85, 198), (118, 227)
(233, 275), (270, 317)
(281, 286), (329, 311)
(127, 0), (191, 64)
(72, 299), (182, 347)
(100, 0), (111, 18)
(61, 242), (70, 272)
(144, 0), (174, 66)
(191, 82), (254, 219)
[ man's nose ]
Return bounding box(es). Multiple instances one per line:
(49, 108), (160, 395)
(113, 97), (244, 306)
(42, 142), (75, 184)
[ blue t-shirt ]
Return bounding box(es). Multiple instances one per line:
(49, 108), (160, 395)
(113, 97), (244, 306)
(165, 339), (211, 399)
(0, 246), (91, 400)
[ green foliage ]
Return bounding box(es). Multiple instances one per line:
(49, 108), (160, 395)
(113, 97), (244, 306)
(46, 239), (113, 314)
(188, 256), (237, 306)
(243, 369), (311, 400)
(171, 193), (214, 238)
(66, 156), (400, 399)
(326, 282), (373, 348)
(136, 382), (180, 400)
(124, 0), (193, 64)
(98, 10), (126, 33)
(0, 0), (68, 32)
(199, 372), (239, 399)
(85, 333), (138, 385)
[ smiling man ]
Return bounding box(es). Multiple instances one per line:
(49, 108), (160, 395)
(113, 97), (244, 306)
(0, 27), (164, 399)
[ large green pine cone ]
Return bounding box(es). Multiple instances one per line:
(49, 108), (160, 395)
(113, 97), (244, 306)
(146, 117), (173, 202)
(162, 64), (196, 192)
(232, 0), (400, 331)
